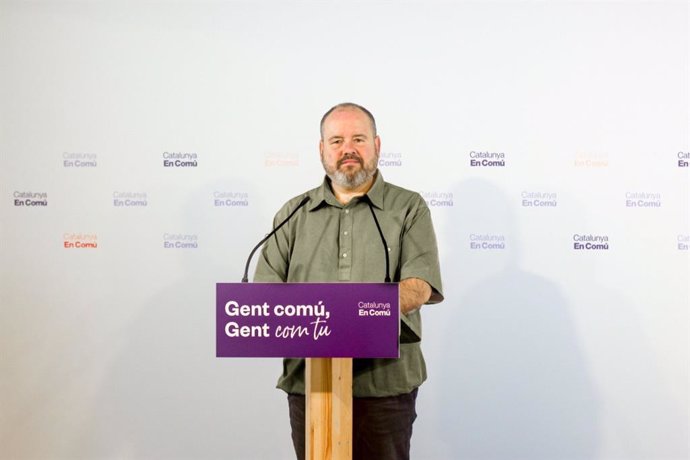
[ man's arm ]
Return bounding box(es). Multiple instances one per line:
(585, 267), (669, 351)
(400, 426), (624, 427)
(399, 277), (432, 315)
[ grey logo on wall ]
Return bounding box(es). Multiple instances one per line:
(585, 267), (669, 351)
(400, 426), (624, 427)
(521, 191), (557, 207)
(421, 191), (453, 207)
(163, 152), (198, 168)
(13, 191), (48, 206)
(469, 233), (506, 250)
(63, 152), (97, 168)
(469, 151), (505, 167)
(625, 192), (661, 208)
(113, 192), (148, 207)
(163, 233), (198, 249)
(379, 152), (402, 167)
(573, 234), (609, 250)
(214, 191), (249, 207)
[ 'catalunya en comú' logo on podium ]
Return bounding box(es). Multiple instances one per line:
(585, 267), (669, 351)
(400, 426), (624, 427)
(216, 283), (399, 358)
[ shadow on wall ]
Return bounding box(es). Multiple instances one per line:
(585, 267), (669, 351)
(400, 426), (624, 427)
(76, 177), (292, 459)
(436, 178), (600, 459)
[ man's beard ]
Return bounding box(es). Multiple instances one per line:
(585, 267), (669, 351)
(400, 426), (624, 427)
(323, 153), (379, 189)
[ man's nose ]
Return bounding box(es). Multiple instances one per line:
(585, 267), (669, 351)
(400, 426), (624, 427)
(342, 139), (356, 153)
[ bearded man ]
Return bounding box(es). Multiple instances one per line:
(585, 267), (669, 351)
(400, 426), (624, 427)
(254, 102), (444, 460)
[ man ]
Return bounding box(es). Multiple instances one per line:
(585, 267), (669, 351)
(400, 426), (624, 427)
(254, 103), (443, 460)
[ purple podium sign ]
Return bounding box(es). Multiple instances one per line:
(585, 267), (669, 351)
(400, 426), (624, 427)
(216, 282), (399, 358)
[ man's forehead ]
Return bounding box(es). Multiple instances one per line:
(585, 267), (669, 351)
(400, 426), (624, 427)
(323, 108), (374, 133)
(324, 107), (366, 121)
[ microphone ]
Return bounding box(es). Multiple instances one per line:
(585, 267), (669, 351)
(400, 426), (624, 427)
(363, 196), (391, 283)
(241, 195), (310, 283)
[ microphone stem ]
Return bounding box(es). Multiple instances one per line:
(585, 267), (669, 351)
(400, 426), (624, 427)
(366, 200), (391, 283)
(242, 196), (310, 282)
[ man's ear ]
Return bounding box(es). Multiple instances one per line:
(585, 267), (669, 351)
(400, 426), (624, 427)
(375, 135), (381, 154)
(319, 140), (324, 159)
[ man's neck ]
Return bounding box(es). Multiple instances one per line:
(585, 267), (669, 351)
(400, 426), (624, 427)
(331, 174), (376, 205)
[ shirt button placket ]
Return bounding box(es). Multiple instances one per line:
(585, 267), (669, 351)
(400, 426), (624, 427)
(339, 207), (353, 280)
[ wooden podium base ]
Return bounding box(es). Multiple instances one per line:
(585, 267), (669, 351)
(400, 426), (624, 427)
(305, 358), (353, 460)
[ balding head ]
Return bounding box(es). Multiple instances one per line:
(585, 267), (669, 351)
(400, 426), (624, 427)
(320, 102), (377, 139)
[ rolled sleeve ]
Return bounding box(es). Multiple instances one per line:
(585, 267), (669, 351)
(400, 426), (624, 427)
(399, 197), (444, 304)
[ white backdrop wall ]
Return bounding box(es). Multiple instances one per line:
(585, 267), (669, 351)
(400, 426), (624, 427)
(1, 1), (688, 459)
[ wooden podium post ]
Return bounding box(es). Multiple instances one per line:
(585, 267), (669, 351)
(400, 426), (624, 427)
(305, 358), (353, 460)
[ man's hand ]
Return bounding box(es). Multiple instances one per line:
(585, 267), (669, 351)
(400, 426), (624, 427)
(399, 278), (432, 315)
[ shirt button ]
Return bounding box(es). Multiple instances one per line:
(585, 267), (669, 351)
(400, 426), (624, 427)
(344, 231), (348, 235)
(343, 253), (348, 258)
(345, 209), (349, 214)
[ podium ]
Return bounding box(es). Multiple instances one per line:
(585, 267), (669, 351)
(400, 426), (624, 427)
(306, 357), (352, 459)
(216, 282), (400, 460)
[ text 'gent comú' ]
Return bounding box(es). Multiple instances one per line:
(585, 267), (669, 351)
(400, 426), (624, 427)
(223, 300), (332, 340)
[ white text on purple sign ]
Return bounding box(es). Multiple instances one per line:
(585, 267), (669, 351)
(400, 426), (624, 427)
(224, 300), (332, 341)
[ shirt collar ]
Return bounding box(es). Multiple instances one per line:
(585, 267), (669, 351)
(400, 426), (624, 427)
(365, 171), (385, 209)
(308, 171), (385, 211)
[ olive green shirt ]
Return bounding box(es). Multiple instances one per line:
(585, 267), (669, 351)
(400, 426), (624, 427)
(254, 172), (444, 397)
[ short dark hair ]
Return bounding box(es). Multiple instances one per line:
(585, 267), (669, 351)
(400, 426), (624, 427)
(320, 102), (377, 139)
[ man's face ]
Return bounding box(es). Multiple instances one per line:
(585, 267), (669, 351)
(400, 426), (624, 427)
(319, 108), (381, 190)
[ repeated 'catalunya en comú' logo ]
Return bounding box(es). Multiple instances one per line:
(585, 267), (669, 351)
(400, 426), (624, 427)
(678, 235), (689, 250)
(113, 192), (148, 207)
(677, 152), (689, 168)
(378, 152), (402, 167)
(63, 152), (97, 168)
(265, 153), (299, 167)
(521, 191), (558, 207)
(469, 233), (506, 250)
(163, 233), (198, 249)
(421, 191), (454, 207)
(469, 151), (506, 167)
(213, 191), (249, 207)
(625, 192), (661, 208)
(573, 234), (609, 250)
(63, 233), (98, 249)
(574, 153), (608, 168)
(357, 301), (392, 317)
(13, 191), (48, 206)
(163, 152), (198, 168)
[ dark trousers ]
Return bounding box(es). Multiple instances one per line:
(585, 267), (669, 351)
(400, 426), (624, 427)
(287, 388), (418, 460)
